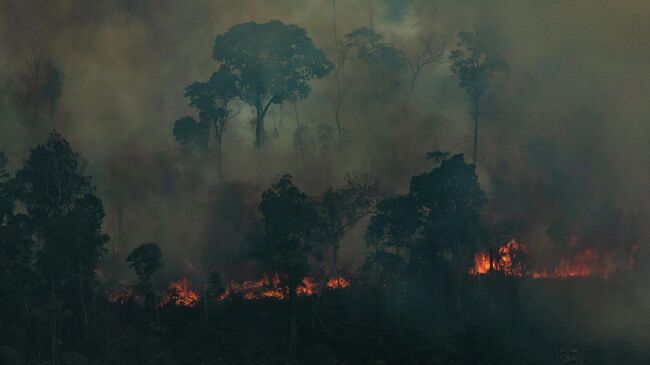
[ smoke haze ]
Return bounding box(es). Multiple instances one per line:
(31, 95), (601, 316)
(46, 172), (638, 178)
(1, 0), (648, 285)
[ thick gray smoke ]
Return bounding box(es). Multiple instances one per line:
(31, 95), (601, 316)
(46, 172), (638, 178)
(0, 0), (648, 286)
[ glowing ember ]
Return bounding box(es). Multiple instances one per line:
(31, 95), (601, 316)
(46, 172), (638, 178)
(165, 278), (200, 307)
(218, 273), (351, 301)
(327, 276), (351, 289)
(470, 239), (635, 279)
(470, 251), (491, 275)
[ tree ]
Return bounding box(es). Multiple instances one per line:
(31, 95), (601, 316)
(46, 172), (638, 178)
(365, 194), (419, 318)
(14, 132), (108, 344)
(0, 152), (13, 221)
(406, 34), (448, 94)
(20, 49), (63, 122)
(450, 31), (506, 164)
(331, 0), (353, 141)
(257, 175), (319, 361)
(173, 116), (209, 157)
(212, 21), (333, 148)
(345, 27), (406, 90)
(126, 243), (163, 287)
(409, 153), (485, 316)
(126, 242), (162, 323)
(181, 67), (239, 180)
(318, 172), (378, 275)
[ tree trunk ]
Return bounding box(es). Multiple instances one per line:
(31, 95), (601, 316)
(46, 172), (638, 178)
(472, 97), (480, 164)
(216, 136), (223, 183)
(50, 277), (56, 365)
(154, 293), (160, 331)
(332, 0), (343, 143)
(255, 104), (264, 148)
(288, 287), (298, 363)
(79, 265), (88, 340)
(203, 289), (209, 325)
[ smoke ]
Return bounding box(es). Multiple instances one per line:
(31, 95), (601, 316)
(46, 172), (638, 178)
(0, 0), (648, 286)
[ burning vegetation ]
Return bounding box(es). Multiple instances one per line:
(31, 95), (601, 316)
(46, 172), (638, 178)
(470, 239), (638, 279)
(107, 274), (354, 307)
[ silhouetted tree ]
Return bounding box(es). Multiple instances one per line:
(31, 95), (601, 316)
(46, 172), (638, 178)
(14, 132), (108, 346)
(318, 172), (378, 275)
(345, 27), (406, 91)
(20, 50), (63, 122)
(409, 153), (485, 316)
(0, 152), (12, 220)
(258, 174), (319, 361)
(173, 116), (209, 158)
(406, 34), (448, 94)
(126, 243), (162, 288)
(366, 194), (419, 318)
(182, 67), (239, 180)
(127, 242), (162, 326)
(450, 31), (506, 164)
(331, 0), (353, 141)
(213, 21), (333, 148)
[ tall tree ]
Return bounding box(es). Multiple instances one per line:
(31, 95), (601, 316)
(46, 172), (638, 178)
(126, 243), (162, 289)
(126, 242), (163, 324)
(173, 116), (209, 158)
(331, 0), (353, 141)
(345, 27), (406, 94)
(406, 34), (448, 94)
(449, 31), (506, 164)
(212, 21), (333, 148)
(257, 175), (319, 361)
(365, 194), (419, 318)
(181, 67), (239, 180)
(15, 132), (109, 343)
(318, 172), (378, 275)
(409, 153), (485, 316)
(0, 152), (13, 221)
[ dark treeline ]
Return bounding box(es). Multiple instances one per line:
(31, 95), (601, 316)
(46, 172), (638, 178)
(1, 2), (649, 365)
(0, 133), (647, 364)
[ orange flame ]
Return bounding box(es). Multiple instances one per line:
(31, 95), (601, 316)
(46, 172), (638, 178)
(165, 278), (200, 307)
(218, 273), (351, 301)
(327, 276), (351, 289)
(470, 239), (635, 279)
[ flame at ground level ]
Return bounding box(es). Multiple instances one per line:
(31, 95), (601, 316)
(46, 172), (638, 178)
(470, 239), (637, 279)
(218, 274), (351, 301)
(163, 278), (200, 307)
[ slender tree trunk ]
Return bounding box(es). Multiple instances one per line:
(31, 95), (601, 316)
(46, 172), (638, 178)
(203, 289), (209, 325)
(50, 277), (56, 365)
(332, 0), (345, 143)
(409, 69), (420, 96)
(216, 136), (223, 183)
(79, 268), (88, 340)
(294, 103), (306, 166)
(255, 104), (264, 149)
(154, 293), (160, 331)
(288, 287), (298, 363)
(472, 97), (479, 164)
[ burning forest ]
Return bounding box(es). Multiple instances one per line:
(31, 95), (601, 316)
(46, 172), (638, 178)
(1, 1), (650, 365)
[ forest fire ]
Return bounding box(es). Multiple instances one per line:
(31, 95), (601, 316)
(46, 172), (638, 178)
(218, 274), (351, 301)
(164, 278), (200, 307)
(470, 239), (636, 279)
(327, 276), (351, 289)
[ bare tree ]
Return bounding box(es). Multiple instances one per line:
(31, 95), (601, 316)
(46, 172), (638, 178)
(406, 34), (448, 94)
(331, 0), (354, 142)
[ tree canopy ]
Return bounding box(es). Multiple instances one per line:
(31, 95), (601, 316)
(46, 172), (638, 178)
(213, 20), (333, 147)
